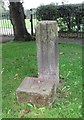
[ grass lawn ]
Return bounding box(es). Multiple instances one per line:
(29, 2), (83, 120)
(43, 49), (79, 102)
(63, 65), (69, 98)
(0, 19), (37, 29)
(2, 41), (82, 118)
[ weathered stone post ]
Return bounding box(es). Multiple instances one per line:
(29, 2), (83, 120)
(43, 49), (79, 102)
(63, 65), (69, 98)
(36, 21), (59, 81)
(16, 21), (59, 107)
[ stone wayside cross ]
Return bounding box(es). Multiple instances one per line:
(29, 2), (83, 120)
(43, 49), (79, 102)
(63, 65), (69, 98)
(16, 21), (59, 107)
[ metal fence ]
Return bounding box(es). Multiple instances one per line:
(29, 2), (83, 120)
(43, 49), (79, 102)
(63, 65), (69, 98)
(0, 12), (13, 36)
(0, 10), (37, 36)
(58, 31), (84, 38)
(0, 11), (83, 39)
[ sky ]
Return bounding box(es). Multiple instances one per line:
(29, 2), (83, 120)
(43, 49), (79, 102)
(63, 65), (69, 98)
(4, 0), (83, 10)
(23, 0), (83, 9)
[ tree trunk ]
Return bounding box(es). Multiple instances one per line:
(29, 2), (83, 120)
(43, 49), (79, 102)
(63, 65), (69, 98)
(9, 2), (32, 41)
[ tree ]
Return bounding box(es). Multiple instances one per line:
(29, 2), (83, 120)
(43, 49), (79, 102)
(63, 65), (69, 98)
(74, 4), (84, 31)
(57, 5), (73, 31)
(0, 0), (5, 17)
(36, 4), (57, 20)
(36, 3), (84, 32)
(9, 1), (32, 41)
(82, 3), (84, 31)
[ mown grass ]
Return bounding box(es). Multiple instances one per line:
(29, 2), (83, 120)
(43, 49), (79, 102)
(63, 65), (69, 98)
(2, 41), (82, 118)
(0, 19), (37, 29)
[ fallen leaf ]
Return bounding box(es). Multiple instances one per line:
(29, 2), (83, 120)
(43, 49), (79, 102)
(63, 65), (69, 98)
(21, 109), (31, 114)
(19, 115), (24, 118)
(60, 52), (64, 55)
(15, 73), (19, 77)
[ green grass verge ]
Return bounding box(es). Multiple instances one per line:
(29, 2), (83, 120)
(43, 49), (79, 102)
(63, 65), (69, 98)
(2, 41), (82, 118)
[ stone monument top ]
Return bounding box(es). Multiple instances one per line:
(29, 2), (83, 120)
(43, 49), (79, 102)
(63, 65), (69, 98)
(16, 21), (59, 107)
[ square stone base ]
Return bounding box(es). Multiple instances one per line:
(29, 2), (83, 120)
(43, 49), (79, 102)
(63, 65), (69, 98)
(16, 77), (56, 107)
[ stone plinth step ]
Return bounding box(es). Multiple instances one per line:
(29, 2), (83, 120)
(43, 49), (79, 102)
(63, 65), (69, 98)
(16, 77), (56, 107)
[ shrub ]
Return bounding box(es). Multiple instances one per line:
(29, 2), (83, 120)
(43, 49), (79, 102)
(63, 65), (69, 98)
(36, 4), (57, 21)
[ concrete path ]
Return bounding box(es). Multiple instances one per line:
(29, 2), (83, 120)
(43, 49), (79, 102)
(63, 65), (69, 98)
(0, 27), (83, 44)
(0, 36), (13, 43)
(59, 37), (83, 45)
(0, 36), (83, 45)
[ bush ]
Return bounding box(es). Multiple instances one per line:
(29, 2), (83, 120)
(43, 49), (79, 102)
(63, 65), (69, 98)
(36, 4), (57, 21)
